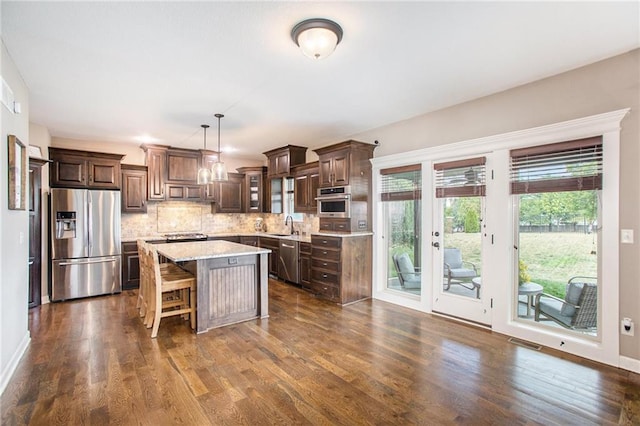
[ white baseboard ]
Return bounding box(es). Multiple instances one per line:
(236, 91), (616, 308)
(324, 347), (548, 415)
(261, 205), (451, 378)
(0, 331), (30, 396)
(41, 295), (50, 305)
(619, 355), (640, 373)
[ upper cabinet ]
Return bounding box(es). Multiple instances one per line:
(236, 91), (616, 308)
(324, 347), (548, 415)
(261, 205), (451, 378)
(293, 161), (319, 214)
(142, 145), (206, 201)
(313, 140), (376, 189)
(121, 164), (147, 213)
(166, 149), (199, 183)
(142, 144), (168, 200)
(49, 148), (124, 189)
(263, 145), (307, 178)
(237, 166), (267, 213)
(211, 172), (244, 213)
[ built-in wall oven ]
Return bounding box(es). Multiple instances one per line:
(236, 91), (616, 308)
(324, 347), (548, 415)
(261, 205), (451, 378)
(316, 186), (351, 218)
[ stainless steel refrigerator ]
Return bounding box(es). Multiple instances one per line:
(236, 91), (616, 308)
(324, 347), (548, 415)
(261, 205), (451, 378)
(50, 188), (121, 301)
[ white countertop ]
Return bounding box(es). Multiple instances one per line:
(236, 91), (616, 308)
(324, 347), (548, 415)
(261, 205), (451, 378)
(155, 240), (271, 262)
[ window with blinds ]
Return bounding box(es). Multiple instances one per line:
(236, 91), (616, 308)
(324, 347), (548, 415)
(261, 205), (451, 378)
(434, 157), (486, 198)
(380, 164), (421, 201)
(510, 136), (602, 194)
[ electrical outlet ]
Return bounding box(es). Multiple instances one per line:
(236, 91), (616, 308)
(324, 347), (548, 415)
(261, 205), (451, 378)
(621, 318), (634, 336)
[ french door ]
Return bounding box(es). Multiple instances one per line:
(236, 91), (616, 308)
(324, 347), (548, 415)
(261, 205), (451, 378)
(431, 157), (492, 326)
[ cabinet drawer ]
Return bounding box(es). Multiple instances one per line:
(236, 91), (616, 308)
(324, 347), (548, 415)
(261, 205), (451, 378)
(311, 258), (339, 272)
(311, 236), (341, 249)
(311, 268), (340, 286)
(311, 247), (341, 262)
(299, 242), (312, 255)
(306, 281), (339, 301)
(122, 241), (139, 253)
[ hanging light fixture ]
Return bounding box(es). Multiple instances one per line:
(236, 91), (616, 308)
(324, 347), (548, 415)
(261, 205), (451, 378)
(211, 113), (228, 181)
(291, 18), (343, 60)
(197, 124), (212, 184)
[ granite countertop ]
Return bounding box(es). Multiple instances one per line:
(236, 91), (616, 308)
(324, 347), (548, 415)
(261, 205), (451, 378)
(122, 231), (373, 244)
(155, 240), (271, 262)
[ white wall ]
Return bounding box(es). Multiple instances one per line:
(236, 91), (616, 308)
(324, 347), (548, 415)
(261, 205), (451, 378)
(351, 49), (640, 360)
(0, 41), (31, 394)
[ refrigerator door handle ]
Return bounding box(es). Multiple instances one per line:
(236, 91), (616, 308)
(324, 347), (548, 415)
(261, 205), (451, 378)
(87, 193), (93, 255)
(58, 257), (118, 266)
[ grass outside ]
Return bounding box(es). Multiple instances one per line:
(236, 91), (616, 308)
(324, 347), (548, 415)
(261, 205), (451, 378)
(445, 232), (597, 298)
(388, 232), (597, 298)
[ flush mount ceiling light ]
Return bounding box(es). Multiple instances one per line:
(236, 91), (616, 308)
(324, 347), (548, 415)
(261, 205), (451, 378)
(197, 124), (212, 184)
(211, 113), (229, 181)
(291, 18), (343, 60)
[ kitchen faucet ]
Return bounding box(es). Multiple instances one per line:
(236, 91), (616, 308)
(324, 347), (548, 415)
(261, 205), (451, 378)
(285, 215), (295, 235)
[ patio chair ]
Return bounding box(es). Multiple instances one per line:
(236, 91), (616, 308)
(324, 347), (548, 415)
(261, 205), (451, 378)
(392, 252), (421, 289)
(534, 276), (597, 330)
(443, 248), (478, 291)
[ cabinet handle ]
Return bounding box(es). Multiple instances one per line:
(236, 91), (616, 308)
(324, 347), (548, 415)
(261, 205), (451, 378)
(322, 262), (328, 266)
(322, 251), (327, 255)
(322, 274), (328, 279)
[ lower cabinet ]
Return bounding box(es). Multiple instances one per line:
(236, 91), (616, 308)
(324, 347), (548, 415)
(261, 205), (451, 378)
(121, 241), (141, 290)
(309, 234), (372, 304)
(258, 236), (280, 277)
(299, 242), (311, 286)
(240, 236), (259, 247)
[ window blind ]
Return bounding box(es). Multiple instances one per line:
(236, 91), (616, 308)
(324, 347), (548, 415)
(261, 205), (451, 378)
(510, 136), (602, 194)
(434, 157), (486, 198)
(380, 164), (421, 201)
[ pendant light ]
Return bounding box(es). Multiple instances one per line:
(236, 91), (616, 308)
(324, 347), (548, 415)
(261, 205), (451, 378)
(211, 113), (228, 181)
(197, 124), (212, 184)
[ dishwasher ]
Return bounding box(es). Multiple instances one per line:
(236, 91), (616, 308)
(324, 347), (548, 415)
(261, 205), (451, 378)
(278, 239), (300, 284)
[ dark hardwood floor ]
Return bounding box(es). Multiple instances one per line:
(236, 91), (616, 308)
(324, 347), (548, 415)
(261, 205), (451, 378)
(2, 280), (639, 425)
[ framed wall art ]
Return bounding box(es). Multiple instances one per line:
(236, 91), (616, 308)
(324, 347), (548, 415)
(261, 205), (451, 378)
(8, 134), (27, 210)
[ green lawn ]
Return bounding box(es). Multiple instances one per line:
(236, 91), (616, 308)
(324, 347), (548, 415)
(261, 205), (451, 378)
(445, 232), (597, 298)
(388, 232), (597, 298)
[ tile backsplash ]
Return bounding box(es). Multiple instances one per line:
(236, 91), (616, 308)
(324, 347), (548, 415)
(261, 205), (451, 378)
(121, 201), (319, 240)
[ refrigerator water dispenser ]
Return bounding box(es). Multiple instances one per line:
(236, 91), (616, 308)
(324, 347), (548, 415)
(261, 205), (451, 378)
(55, 211), (76, 239)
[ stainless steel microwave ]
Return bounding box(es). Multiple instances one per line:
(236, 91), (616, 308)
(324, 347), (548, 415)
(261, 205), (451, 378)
(316, 186), (351, 218)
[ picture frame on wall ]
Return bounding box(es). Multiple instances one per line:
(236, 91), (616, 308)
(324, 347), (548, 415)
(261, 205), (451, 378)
(8, 134), (27, 210)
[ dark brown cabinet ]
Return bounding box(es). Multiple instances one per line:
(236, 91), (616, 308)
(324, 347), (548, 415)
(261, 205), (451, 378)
(318, 218), (351, 232)
(121, 241), (140, 290)
(211, 172), (244, 213)
(314, 140), (377, 232)
(237, 166), (267, 213)
(142, 144), (168, 200)
(314, 140), (376, 189)
(240, 236), (259, 247)
(299, 242), (312, 286)
(293, 162), (319, 214)
(49, 148), (123, 189)
(309, 234), (372, 305)
(121, 164), (147, 213)
(29, 158), (48, 308)
(166, 149), (199, 183)
(258, 236), (280, 276)
(166, 184), (203, 200)
(318, 148), (350, 187)
(263, 145), (307, 178)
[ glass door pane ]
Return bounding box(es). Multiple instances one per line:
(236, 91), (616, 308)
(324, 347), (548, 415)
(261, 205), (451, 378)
(385, 199), (421, 294)
(514, 190), (599, 337)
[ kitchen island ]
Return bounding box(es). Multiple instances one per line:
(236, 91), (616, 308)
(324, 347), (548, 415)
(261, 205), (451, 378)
(155, 240), (271, 333)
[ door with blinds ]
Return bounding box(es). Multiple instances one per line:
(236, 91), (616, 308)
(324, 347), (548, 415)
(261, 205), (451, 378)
(431, 156), (492, 325)
(510, 137), (601, 337)
(380, 165), (422, 295)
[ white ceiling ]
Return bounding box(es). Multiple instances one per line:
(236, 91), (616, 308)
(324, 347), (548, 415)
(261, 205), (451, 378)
(2, 1), (638, 161)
